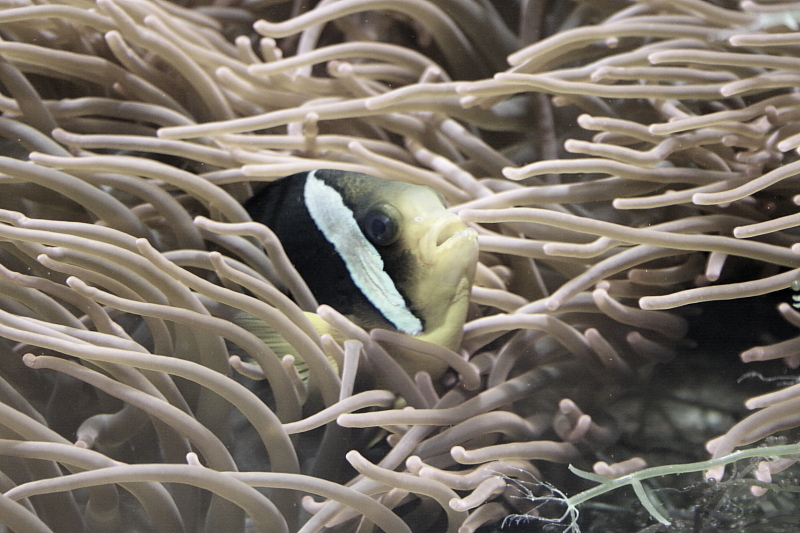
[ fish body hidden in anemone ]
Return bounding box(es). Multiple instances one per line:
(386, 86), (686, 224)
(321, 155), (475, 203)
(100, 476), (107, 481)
(239, 169), (478, 380)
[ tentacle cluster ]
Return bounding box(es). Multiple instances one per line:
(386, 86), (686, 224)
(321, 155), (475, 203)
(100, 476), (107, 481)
(1, 0), (800, 531)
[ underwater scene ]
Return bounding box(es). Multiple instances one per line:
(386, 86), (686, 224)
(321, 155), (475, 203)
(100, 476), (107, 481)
(0, 0), (799, 532)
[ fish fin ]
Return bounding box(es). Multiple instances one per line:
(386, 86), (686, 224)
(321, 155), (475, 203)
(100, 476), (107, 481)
(233, 311), (340, 383)
(302, 312), (348, 345)
(234, 311), (299, 359)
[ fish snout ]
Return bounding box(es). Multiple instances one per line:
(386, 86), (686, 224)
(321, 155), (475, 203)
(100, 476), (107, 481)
(420, 213), (477, 265)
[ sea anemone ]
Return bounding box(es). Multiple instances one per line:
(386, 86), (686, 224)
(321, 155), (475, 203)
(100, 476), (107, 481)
(1, 0), (800, 532)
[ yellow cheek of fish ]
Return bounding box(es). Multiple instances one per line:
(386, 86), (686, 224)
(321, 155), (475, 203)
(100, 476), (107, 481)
(393, 240), (478, 379)
(377, 183), (479, 378)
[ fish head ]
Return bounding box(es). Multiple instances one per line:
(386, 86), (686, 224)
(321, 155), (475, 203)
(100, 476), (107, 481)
(246, 169), (478, 379)
(364, 182), (477, 332)
(348, 178), (479, 376)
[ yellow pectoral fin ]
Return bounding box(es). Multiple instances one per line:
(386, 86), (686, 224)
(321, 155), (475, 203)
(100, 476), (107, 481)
(302, 312), (348, 346)
(233, 311), (340, 384)
(234, 311), (300, 360)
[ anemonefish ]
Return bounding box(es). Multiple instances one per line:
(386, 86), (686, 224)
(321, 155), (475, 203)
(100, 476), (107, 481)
(238, 169), (478, 381)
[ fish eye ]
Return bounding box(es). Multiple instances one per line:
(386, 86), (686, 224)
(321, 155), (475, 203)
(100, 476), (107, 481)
(362, 205), (399, 246)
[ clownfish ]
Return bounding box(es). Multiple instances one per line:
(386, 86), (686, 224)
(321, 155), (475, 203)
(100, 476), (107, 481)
(238, 169), (478, 381)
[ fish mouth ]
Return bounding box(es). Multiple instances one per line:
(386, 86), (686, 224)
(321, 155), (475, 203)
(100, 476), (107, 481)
(420, 214), (477, 265)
